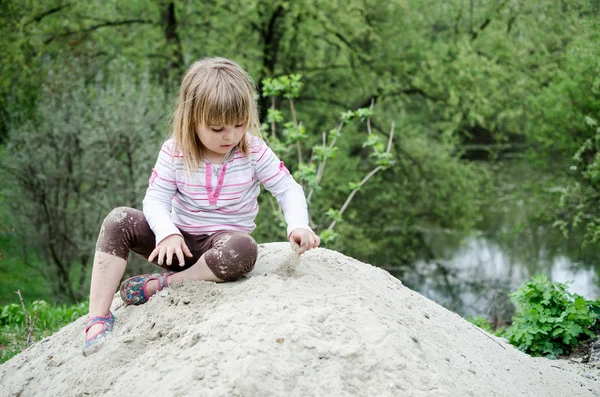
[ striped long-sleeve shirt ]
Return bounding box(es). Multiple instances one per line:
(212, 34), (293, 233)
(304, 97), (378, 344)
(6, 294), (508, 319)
(143, 135), (311, 244)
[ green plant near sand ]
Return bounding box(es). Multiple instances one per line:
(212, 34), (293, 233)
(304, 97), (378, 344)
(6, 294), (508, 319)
(0, 295), (88, 364)
(505, 275), (600, 358)
(471, 275), (600, 359)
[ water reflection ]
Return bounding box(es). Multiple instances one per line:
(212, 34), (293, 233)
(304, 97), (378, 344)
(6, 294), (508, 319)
(395, 162), (600, 323)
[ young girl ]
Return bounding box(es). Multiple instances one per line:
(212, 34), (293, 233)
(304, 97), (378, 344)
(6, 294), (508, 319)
(83, 57), (320, 356)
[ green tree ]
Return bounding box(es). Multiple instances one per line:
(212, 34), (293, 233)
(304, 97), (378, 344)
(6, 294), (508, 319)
(555, 75), (600, 245)
(3, 0), (599, 301)
(1, 67), (168, 301)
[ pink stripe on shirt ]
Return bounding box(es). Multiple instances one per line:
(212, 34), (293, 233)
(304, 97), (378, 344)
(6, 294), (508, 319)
(155, 174), (177, 184)
(256, 147), (268, 163)
(161, 148), (183, 158)
(262, 169), (284, 184)
(173, 196), (208, 213)
(221, 178), (254, 188)
(215, 202), (259, 214)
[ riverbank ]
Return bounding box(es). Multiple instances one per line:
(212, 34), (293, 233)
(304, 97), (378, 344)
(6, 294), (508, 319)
(397, 159), (600, 322)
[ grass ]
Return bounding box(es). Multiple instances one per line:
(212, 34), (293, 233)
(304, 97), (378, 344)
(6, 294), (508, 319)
(0, 222), (90, 364)
(0, 299), (88, 364)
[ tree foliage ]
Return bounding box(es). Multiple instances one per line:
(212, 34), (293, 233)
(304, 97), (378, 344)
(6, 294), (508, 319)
(555, 77), (600, 245)
(1, 0), (599, 301)
(1, 66), (168, 301)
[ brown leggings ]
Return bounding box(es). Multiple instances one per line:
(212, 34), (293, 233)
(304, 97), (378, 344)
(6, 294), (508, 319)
(95, 207), (258, 281)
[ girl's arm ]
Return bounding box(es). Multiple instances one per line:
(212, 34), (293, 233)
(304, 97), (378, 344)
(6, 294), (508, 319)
(142, 140), (183, 245)
(252, 138), (313, 237)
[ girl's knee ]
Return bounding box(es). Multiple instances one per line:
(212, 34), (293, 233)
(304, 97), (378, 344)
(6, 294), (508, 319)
(96, 207), (143, 259)
(206, 233), (258, 281)
(101, 207), (143, 231)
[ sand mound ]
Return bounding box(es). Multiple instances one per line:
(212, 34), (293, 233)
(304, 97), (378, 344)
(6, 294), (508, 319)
(1, 243), (599, 397)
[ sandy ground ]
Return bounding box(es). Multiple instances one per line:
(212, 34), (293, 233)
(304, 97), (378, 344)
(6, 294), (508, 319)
(1, 242), (599, 397)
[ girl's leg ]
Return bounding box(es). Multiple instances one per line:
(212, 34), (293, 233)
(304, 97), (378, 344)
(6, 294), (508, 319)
(87, 207), (156, 338)
(146, 231), (258, 290)
(88, 252), (127, 318)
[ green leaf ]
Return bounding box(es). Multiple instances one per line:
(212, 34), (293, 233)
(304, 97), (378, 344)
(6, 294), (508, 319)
(505, 275), (598, 357)
(348, 182), (361, 190)
(325, 208), (343, 223)
(267, 108), (284, 124)
(319, 229), (338, 245)
(340, 110), (356, 122)
(363, 134), (380, 148)
(355, 107), (373, 121)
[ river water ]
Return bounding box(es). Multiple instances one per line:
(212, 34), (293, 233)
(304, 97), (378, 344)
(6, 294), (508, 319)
(395, 161), (600, 325)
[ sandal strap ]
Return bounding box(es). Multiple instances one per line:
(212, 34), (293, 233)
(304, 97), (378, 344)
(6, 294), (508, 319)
(85, 322), (107, 341)
(159, 272), (171, 290)
(84, 311), (116, 347)
(85, 311), (115, 333)
(143, 272), (172, 296)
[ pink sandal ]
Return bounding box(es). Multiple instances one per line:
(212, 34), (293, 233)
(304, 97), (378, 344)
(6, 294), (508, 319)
(119, 271), (174, 305)
(83, 311), (115, 356)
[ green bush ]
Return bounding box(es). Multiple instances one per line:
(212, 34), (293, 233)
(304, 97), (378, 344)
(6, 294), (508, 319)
(466, 316), (505, 337)
(0, 300), (88, 364)
(504, 275), (600, 358)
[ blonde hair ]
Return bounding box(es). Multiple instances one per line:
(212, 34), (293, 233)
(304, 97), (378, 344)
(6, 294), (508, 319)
(170, 57), (261, 171)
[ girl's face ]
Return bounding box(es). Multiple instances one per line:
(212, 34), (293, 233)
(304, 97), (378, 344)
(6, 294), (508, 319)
(196, 122), (246, 161)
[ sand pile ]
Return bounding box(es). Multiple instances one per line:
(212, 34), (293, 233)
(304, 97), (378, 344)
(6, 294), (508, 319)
(1, 242), (599, 397)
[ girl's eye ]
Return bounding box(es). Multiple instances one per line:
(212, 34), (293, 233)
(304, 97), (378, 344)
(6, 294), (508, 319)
(211, 127), (223, 132)
(235, 124), (244, 128)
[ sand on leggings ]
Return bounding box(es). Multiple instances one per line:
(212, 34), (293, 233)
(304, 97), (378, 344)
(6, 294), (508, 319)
(1, 242), (599, 397)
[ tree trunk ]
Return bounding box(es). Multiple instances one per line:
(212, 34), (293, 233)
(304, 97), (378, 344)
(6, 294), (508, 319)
(161, 1), (184, 87)
(256, 4), (286, 122)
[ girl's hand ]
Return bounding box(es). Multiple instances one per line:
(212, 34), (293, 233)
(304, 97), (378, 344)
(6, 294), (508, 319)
(148, 234), (193, 267)
(289, 229), (320, 255)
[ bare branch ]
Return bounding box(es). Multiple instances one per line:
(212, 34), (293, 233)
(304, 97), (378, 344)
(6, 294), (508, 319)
(16, 290), (29, 330)
(327, 166), (383, 232)
(31, 306), (40, 347)
(471, 0), (509, 40)
(306, 121), (344, 200)
(44, 19), (155, 44)
(354, 86), (442, 110)
(161, 1), (184, 77)
(307, 131), (327, 202)
(370, 119), (427, 179)
(271, 97), (277, 138)
(327, 30), (372, 64)
(25, 4), (70, 26)
(386, 121), (395, 153)
(454, 1), (464, 35)
(296, 124), (303, 164)
(366, 97), (375, 136)
(326, 121), (396, 232)
(289, 98), (303, 164)
(16, 290), (39, 347)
